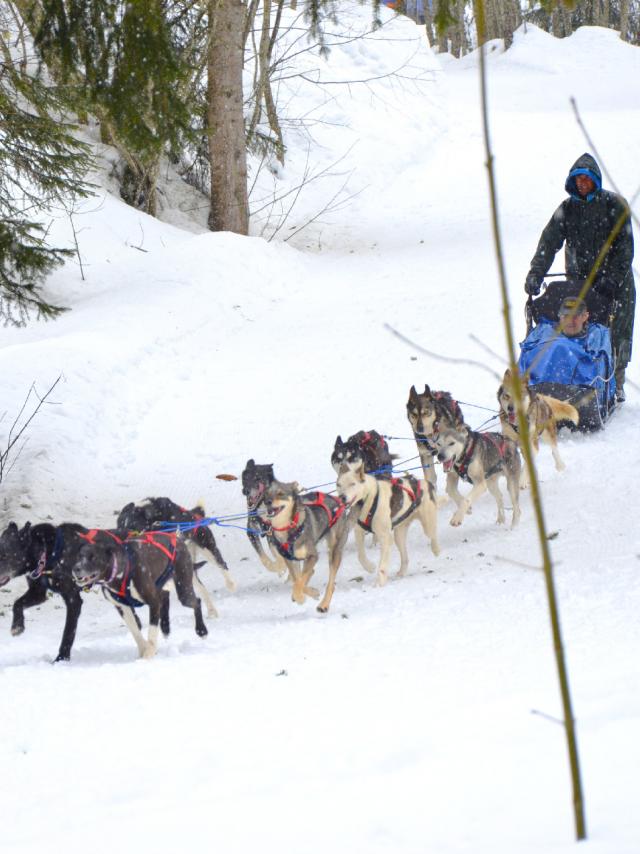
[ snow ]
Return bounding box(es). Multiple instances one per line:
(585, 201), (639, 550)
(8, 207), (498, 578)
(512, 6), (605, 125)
(1, 9), (639, 854)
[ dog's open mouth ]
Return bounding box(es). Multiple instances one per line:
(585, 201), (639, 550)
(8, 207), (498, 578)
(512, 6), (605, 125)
(74, 571), (101, 588)
(508, 411), (517, 425)
(0, 573), (11, 588)
(442, 458), (455, 472)
(247, 484), (266, 510)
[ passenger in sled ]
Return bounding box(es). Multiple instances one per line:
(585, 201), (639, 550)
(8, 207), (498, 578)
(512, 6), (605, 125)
(518, 294), (615, 429)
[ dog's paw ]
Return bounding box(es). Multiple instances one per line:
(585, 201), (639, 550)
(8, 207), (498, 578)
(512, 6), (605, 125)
(450, 513), (464, 527)
(291, 589), (306, 606)
(316, 603), (329, 614)
(375, 572), (388, 587)
(11, 625), (25, 637)
(206, 605), (219, 618)
(141, 642), (158, 659)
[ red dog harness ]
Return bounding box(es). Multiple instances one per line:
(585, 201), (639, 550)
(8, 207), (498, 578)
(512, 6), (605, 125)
(358, 477), (422, 532)
(268, 492), (346, 561)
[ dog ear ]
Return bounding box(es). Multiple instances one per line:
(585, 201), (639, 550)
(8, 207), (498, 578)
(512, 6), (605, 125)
(408, 385), (418, 400)
(423, 384), (431, 396)
(335, 434), (343, 446)
(503, 368), (512, 381)
(17, 521), (32, 547)
(292, 481), (300, 495)
(246, 458), (255, 470)
(356, 462), (366, 482)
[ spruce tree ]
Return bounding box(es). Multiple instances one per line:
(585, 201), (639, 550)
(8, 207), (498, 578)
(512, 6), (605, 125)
(0, 24), (92, 325)
(32, 0), (193, 215)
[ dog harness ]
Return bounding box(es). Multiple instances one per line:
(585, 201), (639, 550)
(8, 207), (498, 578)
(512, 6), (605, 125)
(77, 528), (125, 546)
(357, 477), (422, 532)
(104, 543), (144, 608)
(267, 492), (347, 561)
(84, 530), (179, 607)
(454, 432), (510, 484)
(30, 527), (66, 582)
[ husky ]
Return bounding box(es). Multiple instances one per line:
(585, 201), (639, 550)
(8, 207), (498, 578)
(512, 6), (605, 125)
(406, 385), (465, 489)
(434, 425), (521, 528)
(337, 463), (439, 587)
(497, 369), (580, 488)
(72, 530), (207, 659)
(241, 459), (289, 576)
(117, 496), (234, 605)
(331, 430), (395, 478)
(0, 521), (95, 662)
(257, 480), (351, 613)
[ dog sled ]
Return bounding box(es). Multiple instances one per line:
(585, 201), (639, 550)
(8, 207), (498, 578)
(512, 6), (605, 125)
(520, 278), (616, 431)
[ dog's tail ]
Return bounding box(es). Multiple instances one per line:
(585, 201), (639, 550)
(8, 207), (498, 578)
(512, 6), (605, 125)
(539, 395), (580, 426)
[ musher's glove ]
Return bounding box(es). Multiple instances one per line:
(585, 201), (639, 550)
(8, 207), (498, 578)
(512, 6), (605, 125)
(524, 273), (542, 296)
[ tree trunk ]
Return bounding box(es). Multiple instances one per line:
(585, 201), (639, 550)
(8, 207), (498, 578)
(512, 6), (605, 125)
(423, 0), (435, 46)
(619, 0), (629, 41)
(207, 0), (249, 234)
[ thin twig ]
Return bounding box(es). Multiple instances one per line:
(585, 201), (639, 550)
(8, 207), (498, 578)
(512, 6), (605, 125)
(475, 2), (587, 840)
(384, 323), (502, 380)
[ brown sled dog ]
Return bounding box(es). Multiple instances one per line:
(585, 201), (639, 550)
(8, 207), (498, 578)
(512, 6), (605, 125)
(497, 369), (579, 488)
(406, 384), (464, 490)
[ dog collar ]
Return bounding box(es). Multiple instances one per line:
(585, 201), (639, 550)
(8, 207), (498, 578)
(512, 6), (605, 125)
(269, 511), (300, 532)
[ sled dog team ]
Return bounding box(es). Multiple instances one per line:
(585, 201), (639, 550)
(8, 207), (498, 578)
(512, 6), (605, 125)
(0, 375), (578, 662)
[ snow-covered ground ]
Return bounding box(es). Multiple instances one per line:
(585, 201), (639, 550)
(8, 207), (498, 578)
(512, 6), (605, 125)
(1, 9), (639, 853)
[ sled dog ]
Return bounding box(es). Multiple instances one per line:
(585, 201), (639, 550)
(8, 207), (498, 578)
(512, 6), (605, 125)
(72, 530), (207, 659)
(257, 480), (350, 613)
(337, 463), (439, 587)
(434, 426), (521, 528)
(117, 496), (234, 606)
(331, 430), (395, 478)
(406, 385), (464, 489)
(0, 521), (101, 662)
(241, 459), (289, 576)
(497, 369), (579, 488)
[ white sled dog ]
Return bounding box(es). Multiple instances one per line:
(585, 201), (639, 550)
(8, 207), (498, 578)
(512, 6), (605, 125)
(337, 463), (439, 586)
